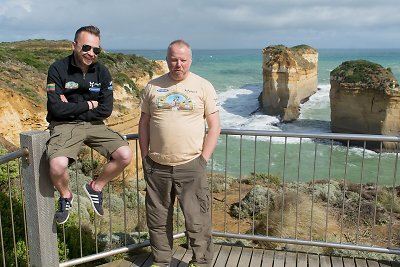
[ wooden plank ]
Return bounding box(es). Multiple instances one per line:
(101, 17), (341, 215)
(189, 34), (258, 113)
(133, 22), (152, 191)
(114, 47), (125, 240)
(130, 252), (152, 267)
(96, 259), (135, 267)
(331, 256), (344, 267)
(365, 259), (379, 267)
(354, 258), (367, 267)
(170, 246), (186, 267)
(285, 251), (297, 267)
(141, 253), (154, 267)
(320, 255), (332, 267)
(273, 251), (285, 267)
(177, 246), (192, 266)
(225, 246), (242, 267)
(378, 259), (392, 267)
(210, 245), (221, 267)
(237, 247), (253, 267)
(250, 248), (263, 266)
(297, 252), (308, 267)
(261, 249), (274, 267)
(342, 257), (356, 267)
(213, 245), (231, 267)
(308, 254), (320, 267)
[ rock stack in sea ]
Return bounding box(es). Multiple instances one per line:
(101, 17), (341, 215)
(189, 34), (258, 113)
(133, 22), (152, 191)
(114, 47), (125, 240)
(330, 60), (400, 151)
(259, 45), (318, 122)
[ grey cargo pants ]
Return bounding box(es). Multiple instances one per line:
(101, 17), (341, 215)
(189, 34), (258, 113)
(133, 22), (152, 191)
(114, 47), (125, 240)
(142, 155), (213, 267)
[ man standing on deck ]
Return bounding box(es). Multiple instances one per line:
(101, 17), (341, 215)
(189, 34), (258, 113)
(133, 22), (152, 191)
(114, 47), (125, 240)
(139, 39), (221, 267)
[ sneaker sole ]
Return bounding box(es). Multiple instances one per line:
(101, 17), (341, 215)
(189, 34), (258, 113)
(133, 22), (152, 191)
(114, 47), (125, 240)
(83, 184), (103, 216)
(56, 197), (73, 225)
(56, 213), (70, 225)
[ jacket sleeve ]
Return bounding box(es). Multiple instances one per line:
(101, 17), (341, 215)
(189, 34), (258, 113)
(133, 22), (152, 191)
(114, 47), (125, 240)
(86, 66), (113, 121)
(46, 63), (89, 120)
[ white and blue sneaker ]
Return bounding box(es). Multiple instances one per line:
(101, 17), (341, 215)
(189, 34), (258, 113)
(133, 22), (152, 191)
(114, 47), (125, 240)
(55, 195), (73, 224)
(83, 181), (104, 216)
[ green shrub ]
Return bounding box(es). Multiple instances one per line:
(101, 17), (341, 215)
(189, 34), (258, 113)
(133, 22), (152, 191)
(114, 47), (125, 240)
(244, 172), (281, 187)
(113, 72), (139, 96)
(0, 148), (20, 189)
(209, 173), (235, 193)
(331, 60), (395, 85)
(0, 191), (28, 266)
(57, 213), (104, 263)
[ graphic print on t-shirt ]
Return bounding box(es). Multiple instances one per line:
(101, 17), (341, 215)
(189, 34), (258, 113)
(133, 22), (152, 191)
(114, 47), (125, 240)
(156, 92), (194, 111)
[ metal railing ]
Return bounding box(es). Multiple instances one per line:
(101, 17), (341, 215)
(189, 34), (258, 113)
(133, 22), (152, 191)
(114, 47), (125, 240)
(0, 129), (399, 266)
(210, 130), (400, 257)
(0, 147), (29, 267)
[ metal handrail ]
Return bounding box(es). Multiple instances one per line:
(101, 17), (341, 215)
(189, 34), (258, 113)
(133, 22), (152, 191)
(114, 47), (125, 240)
(0, 148), (28, 165)
(219, 128), (400, 141)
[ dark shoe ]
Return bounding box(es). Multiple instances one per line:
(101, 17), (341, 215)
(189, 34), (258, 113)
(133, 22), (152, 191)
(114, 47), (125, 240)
(55, 195), (73, 224)
(83, 181), (104, 216)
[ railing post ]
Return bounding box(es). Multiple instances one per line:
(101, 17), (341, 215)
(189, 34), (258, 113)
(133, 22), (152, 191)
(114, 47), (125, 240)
(20, 131), (58, 267)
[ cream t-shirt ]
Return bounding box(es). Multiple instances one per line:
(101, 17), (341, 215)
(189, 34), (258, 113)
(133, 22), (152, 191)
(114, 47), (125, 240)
(140, 72), (219, 166)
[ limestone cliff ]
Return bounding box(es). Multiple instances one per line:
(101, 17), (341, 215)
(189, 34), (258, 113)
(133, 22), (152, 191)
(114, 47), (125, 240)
(259, 45), (318, 122)
(330, 60), (400, 150)
(0, 40), (168, 149)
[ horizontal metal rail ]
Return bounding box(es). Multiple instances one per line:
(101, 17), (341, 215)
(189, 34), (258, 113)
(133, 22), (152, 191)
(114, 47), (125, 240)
(220, 128), (400, 141)
(60, 233), (186, 267)
(0, 148), (28, 165)
(213, 232), (400, 255)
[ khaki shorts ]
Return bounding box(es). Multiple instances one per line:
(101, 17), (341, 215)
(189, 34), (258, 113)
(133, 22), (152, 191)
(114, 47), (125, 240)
(46, 121), (129, 161)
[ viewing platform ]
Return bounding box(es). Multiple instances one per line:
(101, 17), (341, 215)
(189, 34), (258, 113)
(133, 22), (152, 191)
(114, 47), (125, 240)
(100, 244), (396, 267)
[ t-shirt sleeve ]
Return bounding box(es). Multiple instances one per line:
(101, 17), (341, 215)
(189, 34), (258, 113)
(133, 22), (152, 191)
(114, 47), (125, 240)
(140, 84), (151, 114)
(203, 80), (219, 116)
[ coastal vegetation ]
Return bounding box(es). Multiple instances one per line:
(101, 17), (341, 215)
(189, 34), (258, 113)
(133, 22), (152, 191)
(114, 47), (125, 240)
(263, 44), (317, 70)
(331, 60), (396, 86)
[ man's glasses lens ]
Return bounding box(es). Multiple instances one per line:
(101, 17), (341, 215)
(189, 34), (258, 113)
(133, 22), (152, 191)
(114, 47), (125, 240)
(82, 44), (101, 55)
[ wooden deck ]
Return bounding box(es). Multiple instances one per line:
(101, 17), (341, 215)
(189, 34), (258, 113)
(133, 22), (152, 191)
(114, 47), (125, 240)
(99, 244), (399, 267)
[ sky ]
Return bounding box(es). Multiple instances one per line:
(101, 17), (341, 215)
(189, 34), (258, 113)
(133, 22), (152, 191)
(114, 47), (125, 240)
(1, 0), (400, 50)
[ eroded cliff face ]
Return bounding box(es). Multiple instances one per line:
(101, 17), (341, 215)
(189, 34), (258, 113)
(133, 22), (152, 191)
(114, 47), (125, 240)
(260, 45), (318, 122)
(330, 60), (400, 150)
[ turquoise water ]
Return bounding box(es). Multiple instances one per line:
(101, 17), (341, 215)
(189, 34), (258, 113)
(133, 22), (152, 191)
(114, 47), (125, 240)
(115, 49), (400, 184)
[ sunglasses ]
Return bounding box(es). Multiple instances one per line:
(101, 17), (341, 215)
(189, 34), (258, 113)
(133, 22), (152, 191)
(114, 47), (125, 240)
(80, 44), (101, 55)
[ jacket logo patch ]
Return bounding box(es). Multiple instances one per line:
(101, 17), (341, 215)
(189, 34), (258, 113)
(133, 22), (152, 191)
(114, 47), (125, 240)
(89, 87), (101, 92)
(89, 82), (101, 92)
(65, 81), (79, 89)
(107, 81), (113, 90)
(47, 83), (55, 91)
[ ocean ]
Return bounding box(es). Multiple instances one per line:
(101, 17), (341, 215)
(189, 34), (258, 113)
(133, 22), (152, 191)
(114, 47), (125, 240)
(113, 48), (400, 184)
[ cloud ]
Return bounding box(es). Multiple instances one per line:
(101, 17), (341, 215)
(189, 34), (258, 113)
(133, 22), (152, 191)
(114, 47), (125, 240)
(0, 0), (32, 18)
(0, 0), (399, 49)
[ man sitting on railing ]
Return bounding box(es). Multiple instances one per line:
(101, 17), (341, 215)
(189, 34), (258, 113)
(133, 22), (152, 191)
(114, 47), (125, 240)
(45, 25), (133, 225)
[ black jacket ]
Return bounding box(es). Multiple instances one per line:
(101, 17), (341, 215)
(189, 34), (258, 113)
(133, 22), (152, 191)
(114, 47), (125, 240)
(46, 53), (113, 123)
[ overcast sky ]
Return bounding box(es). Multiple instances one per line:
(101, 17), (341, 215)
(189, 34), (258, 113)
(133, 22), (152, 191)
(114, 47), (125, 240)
(1, 0), (399, 50)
